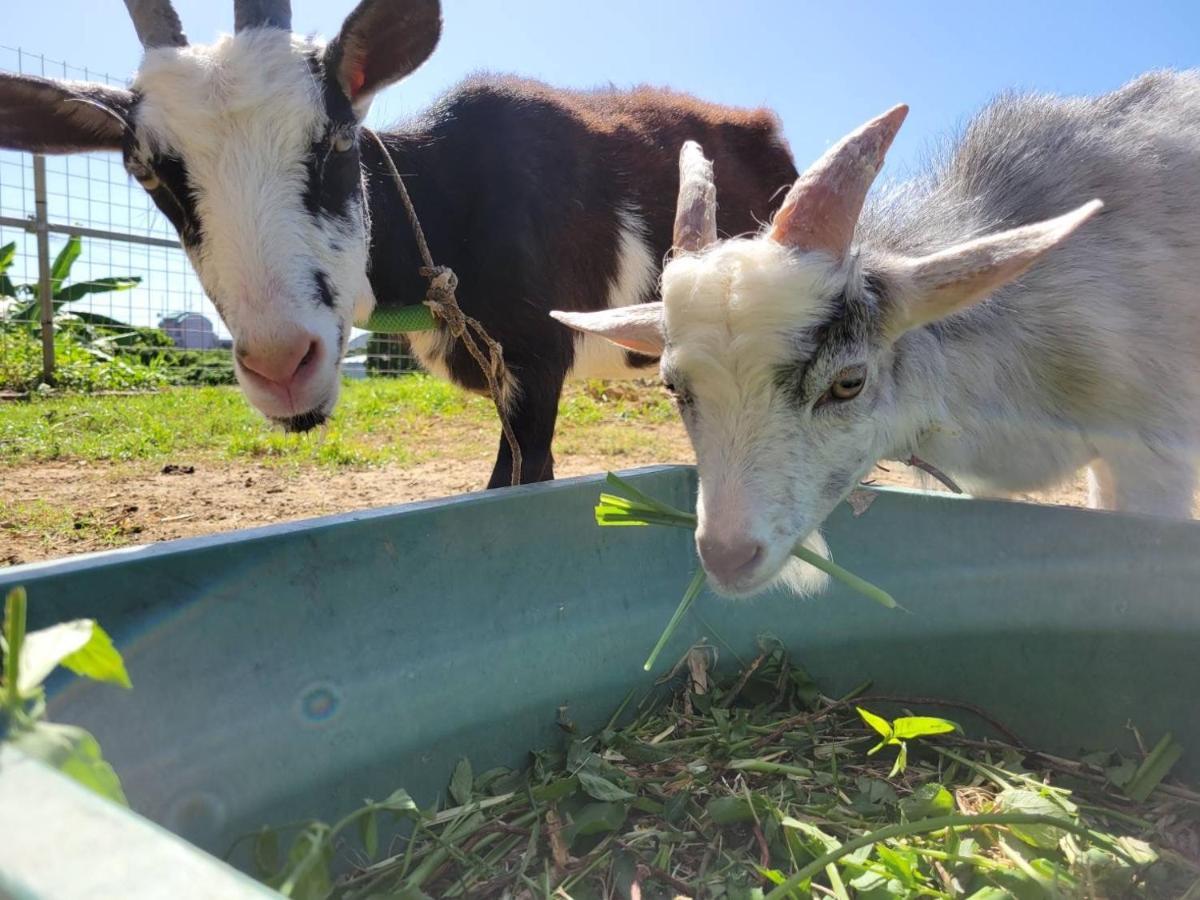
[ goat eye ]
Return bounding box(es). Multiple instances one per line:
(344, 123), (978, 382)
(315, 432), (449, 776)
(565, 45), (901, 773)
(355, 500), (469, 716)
(824, 368), (867, 404)
(332, 132), (355, 154)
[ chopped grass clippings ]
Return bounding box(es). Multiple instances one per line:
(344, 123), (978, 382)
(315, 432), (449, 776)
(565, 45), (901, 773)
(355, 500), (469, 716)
(247, 642), (1200, 899)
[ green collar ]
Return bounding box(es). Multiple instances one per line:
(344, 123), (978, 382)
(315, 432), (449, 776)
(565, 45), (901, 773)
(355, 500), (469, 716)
(356, 303), (438, 334)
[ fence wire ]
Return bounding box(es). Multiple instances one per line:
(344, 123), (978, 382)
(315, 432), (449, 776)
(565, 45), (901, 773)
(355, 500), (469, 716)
(0, 45), (418, 386)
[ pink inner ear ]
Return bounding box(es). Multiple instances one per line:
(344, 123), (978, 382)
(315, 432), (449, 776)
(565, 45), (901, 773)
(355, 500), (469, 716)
(347, 65), (366, 100)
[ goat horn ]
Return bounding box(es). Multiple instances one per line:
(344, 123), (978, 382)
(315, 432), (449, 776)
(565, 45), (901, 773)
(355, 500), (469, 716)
(123, 0), (188, 48)
(769, 104), (908, 260)
(234, 0), (293, 32)
(673, 141), (718, 253)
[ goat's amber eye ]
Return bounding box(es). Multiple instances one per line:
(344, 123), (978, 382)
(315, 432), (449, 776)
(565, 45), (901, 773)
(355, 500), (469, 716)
(332, 132), (355, 153)
(826, 368), (867, 403)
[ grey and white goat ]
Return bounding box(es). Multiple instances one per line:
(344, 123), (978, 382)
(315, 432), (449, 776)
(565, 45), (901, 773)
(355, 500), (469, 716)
(556, 71), (1200, 597)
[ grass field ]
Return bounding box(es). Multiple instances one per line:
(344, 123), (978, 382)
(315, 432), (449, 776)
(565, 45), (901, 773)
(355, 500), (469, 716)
(0, 376), (679, 467)
(0, 377), (692, 565)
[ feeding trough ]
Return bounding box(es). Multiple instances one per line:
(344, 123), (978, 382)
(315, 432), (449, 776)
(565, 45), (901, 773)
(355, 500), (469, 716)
(2, 466), (1199, 897)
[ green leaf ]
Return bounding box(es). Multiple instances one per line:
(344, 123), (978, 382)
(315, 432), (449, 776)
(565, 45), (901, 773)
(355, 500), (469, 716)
(874, 844), (920, 886)
(0, 241), (15, 274)
(706, 796), (761, 825)
(564, 801), (628, 847)
(19, 619), (131, 693)
(358, 809), (379, 860)
(892, 716), (958, 740)
(380, 788), (419, 816)
(253, 827), (281, 878)
(1114, 836), (1158, 867)
(4, 587), (28, 710)
(643, 565), (706, 672)
(9, 721), (127, 805)
(578, 769), (636, 802)
(449, 757), (473, 805)
(531, 775), (579, 803)
(49, 236), (82, 295)
(54, 277), (142, 306)
(279, 825), (333, 900)
(994, 788), (1075, 849)
(856, 707), (893, 741)
(899, 783), (954, 821)
(963, 888), (1014, 899)
(780, 817), (840, 854)
(1123, 732), (1183, 802)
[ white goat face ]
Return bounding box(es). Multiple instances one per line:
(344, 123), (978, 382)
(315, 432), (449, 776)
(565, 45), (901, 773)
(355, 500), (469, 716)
(0, 0), (442, 430)
(130, 33), (372, 427)
(553, 121), (1100, 597)
(659, 241), (895, 596)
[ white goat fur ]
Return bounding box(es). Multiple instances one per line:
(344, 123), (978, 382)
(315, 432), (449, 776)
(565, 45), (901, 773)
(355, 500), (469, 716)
(571, 71), (1200, 596)
(132, 32), (373, 418)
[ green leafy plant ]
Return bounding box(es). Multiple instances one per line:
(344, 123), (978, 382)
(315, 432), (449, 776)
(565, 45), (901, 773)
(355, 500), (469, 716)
(0, 237), (141, 323)
(595, 472), (898, 670)
(857, 706), (958, 777)
(0, 586), (131, 804)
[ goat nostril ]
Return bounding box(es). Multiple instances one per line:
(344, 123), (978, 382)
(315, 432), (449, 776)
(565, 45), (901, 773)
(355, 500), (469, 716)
(698, 536), (765, 583)
(298, 340), (319, 371)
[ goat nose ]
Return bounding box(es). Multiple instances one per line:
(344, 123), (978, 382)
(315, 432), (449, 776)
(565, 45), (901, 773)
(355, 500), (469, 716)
(697, 534), (764, 586)
(238, 334), (320, 386)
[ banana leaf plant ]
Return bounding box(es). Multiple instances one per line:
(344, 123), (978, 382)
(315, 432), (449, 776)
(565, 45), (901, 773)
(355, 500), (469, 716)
(0, 236), (141, 323)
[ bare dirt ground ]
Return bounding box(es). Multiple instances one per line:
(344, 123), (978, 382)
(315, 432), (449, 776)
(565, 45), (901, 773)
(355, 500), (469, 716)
(0, 431), (1098, 568)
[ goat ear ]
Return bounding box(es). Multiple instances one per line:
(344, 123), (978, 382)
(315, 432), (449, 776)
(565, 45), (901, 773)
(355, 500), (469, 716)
(325, 0), (442, 118)
(0, 73), (133, 154)
(888, 200), (1103, 333)
(550, 304), (666, 357)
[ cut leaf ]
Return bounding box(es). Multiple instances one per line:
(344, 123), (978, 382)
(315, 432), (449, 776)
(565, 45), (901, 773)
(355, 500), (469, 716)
(449, 757), (473, 805)
(254, 827), (281, 878)
(1123, 732), (1183, 803)
(892, 716), (958, 741)
(994, 789), (1076, 849)
(19, 619), (131, 693)
(9, 721), (127, 805)
(358, 809), (379, 860)
(856, 707), (893, 741)
(578, 769), (635, 802)
(563, 801), (628, 847)
(899, 783), (954, 821)
(380, 788), (420, 817)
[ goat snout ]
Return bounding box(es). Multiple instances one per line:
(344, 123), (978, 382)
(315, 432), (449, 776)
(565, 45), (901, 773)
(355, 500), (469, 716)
(237, 332), (321, 389)
(697, 532), (765, 589)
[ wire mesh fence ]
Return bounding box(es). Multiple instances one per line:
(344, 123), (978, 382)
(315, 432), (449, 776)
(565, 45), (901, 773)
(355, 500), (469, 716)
(0, 45), (418, 391)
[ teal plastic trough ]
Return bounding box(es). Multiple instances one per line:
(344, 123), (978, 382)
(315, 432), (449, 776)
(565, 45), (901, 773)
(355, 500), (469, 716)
(2, 465), (1199, 897)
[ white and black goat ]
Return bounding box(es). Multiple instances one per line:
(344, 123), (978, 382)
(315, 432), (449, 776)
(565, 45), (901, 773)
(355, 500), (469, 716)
(557, 71), (1200, 596)
(0, 0), (797, 487)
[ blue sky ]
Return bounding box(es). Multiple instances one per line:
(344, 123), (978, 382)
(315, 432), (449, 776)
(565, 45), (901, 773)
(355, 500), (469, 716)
(2, 1), (1197, 336)
(8, 0), (1198, 173)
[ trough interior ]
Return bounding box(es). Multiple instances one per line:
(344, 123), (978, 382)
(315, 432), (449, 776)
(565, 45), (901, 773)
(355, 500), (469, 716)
(3, 465), (1198, 869)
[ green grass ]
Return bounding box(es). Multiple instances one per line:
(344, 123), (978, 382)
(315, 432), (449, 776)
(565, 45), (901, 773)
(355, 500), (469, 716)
(0, 376), (678, 467)
(0, 499), (141, 555)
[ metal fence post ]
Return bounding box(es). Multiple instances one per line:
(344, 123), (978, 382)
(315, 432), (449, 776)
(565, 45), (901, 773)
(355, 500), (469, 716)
(32, 153), (55, 385)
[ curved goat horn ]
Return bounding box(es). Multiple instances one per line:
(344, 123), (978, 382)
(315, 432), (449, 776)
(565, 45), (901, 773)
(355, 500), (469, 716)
(123, 0), (188, 48)
(769, 104), (908, 261)
(235, 0), (293, 32)
(673, 141), (718, 253)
